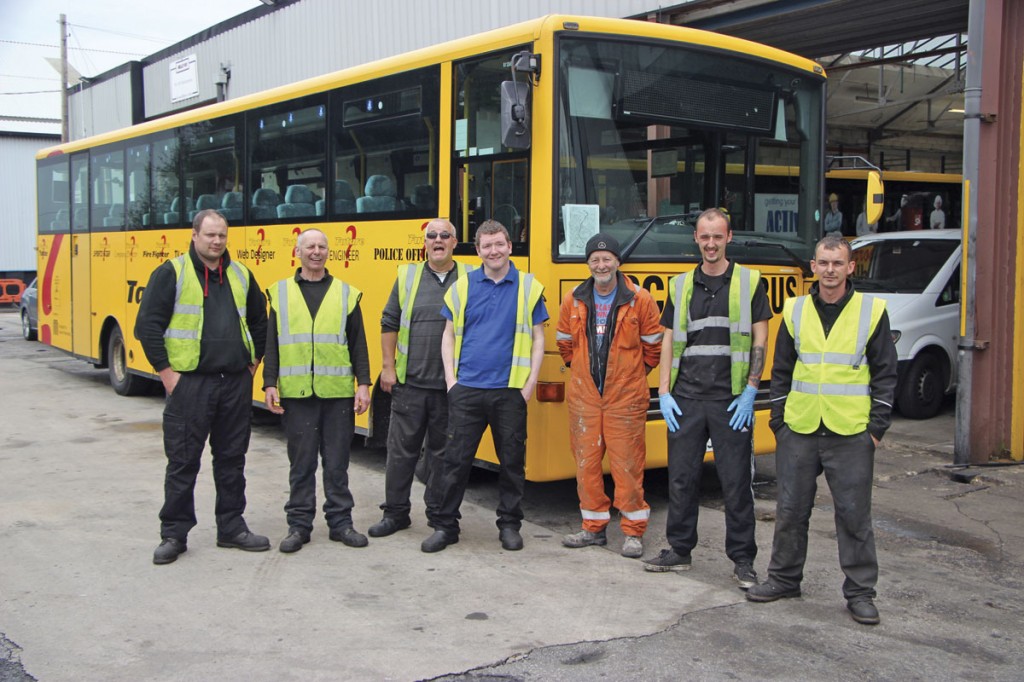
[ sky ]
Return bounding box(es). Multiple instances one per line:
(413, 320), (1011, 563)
(0, 0), (262, 135)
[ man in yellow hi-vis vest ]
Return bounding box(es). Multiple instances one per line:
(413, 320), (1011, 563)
(747, 234), (897, 626)
(135, 209), (269, 565)
(421, 220), (548, 553)
(646, 208), (771, 591)
(263, 228), (372, 554)
(369, 219), (472, 538)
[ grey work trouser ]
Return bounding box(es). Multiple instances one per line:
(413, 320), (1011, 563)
(767, 425), (878, 600)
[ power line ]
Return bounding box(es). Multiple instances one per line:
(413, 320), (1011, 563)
(0, 38), (144, 57)
(0, 74), (60, 82)
(0, 90), (61, 95)
(67, 22), (169, 44)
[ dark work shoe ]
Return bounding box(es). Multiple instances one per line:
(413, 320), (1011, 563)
(279, 529), (310, 554)
(499, 528), (524, 551)
(153, 538), (187, 565)
(368, 516), (411, 538)
(746, 580), (801, 602)
(421, 530), (458, 553)
(847, 598), (881, 625)
(329, 526), (369, 548)
(733, 562), (759, 590)
(562, 529), (607, 548)
(642, 548), (692, 572)
(216, 530), (270, 552)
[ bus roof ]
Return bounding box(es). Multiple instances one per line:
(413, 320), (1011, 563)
(37, 14), (823, 160)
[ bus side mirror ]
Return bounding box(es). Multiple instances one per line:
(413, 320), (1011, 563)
(866, 170), (884, 224)
(500, 81), (531, 150)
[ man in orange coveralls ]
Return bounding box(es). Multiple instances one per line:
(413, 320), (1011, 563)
(557, 233), (664, 558)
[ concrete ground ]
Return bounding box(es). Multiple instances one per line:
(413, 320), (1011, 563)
(1, 308), (1022, 681)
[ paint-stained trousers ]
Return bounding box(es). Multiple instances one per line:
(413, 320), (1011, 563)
(380, 383), (447, 521)
(160, 370), (253, 541)
(570, 400), (650, 536)
(766, 426), (878, 600)
(666, 396), (757, 563)
(280, 396), (356, 533)
(427, 385), (527, 536)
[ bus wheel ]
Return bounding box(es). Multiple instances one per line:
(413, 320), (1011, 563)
(897, 353), (944, 420)
(108, 326), (146, 396)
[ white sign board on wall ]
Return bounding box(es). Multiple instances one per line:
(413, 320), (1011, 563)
(169, 55), (199, 103)
(754, 193), (799, 234)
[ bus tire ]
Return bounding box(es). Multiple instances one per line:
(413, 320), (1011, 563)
(897, 352), (944, 420)
(108, 325), (147, 396)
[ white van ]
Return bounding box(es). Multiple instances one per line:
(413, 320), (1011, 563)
(850, 229), (962, 419)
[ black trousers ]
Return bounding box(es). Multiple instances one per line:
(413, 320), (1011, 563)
(665, 396), (757, 563)
(380, 383), (447, 520)
(427, 385), (527, 536)
(766, 426), (878, 600)
(281, 396), (356, 533)
(160, 370), (253, 541)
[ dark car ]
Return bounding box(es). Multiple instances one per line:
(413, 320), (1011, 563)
(19, 278), (38, 341)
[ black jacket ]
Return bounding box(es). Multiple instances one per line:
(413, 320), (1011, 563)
(134, 243), (267, 374)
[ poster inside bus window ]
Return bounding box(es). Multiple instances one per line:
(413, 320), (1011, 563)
(754, 194), (799, 234)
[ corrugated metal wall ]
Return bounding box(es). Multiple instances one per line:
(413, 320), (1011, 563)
(70, 71), (136, 140)
(73, 0), (655, 134)
(0, 135), (59, 272)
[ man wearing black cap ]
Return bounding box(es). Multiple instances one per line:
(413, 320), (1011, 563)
(557, 233), (663, 558)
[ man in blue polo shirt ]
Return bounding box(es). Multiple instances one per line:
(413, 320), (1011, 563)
(421, 220), (548, 553)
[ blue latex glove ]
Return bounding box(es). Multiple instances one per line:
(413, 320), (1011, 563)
(659, 393), (682, 433)
(727, 385), (759, 431)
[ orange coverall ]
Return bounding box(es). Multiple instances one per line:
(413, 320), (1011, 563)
(557, 274), (663, 536)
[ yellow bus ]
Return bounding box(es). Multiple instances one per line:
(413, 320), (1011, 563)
(35, 15), (838, 481)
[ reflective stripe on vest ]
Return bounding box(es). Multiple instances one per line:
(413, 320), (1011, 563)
(164, 255), (254, 371)
(271, 278), (360, 398)
(394, 261), (472, 384)
(447, 270), (544, 389)
(782, 292), (885, 435)
(668, 265), (759, 395)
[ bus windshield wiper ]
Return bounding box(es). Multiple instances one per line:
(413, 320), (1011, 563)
(620, 213), (694, 262)
(739, 239), (812, 278)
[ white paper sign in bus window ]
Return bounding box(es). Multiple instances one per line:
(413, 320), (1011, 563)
(170, 55), (199, 104)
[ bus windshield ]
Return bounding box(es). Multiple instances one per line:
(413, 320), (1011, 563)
(555, 36), (824, 264)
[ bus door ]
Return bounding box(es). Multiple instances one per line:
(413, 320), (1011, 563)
(70, 153), (93, 359)
(451, 49), (531, 249)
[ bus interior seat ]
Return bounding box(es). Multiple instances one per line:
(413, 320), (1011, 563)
(51, 208), (69, 231)
(220, 192), (243, 221)
(251, 188), (281, 221)
(73, 207), (89, 229)
(189, 194), (220, 221)
(277, 185), (316, 218)
(357, 175), (400, 212)
(102, 203), (124, 228)
(317, 179), (356, 216)
(164, 197), (194, 225)
(409, 184), (435, 213)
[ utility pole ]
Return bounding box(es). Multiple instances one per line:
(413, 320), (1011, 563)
(60, 13), (69, 142)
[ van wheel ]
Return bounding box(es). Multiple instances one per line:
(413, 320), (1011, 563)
(108, 326), (147, 396)
(897, 353), (943, 419)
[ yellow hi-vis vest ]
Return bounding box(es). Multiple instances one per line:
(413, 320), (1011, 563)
(668, 264), (760, 395)
(164, 255), (255, 371)
(394, 261), (474, 384)
(269, 277), (361, 398)
(782, 291), (886, 435)
(445, 270), (544, 389)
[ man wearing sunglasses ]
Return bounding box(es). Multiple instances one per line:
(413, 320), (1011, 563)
(369, 219), (472, 538)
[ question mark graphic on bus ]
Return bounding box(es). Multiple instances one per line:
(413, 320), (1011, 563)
(344, 224), (357, 268)
(291, 227), (302, 266)
(255, 228), (266, 265)
(102, 236), (108, 260)
(129, 235), (136, 262)
(160, 234), (168, 259)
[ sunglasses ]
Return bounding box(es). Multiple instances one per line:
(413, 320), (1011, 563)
(425, 231), (454, 240)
